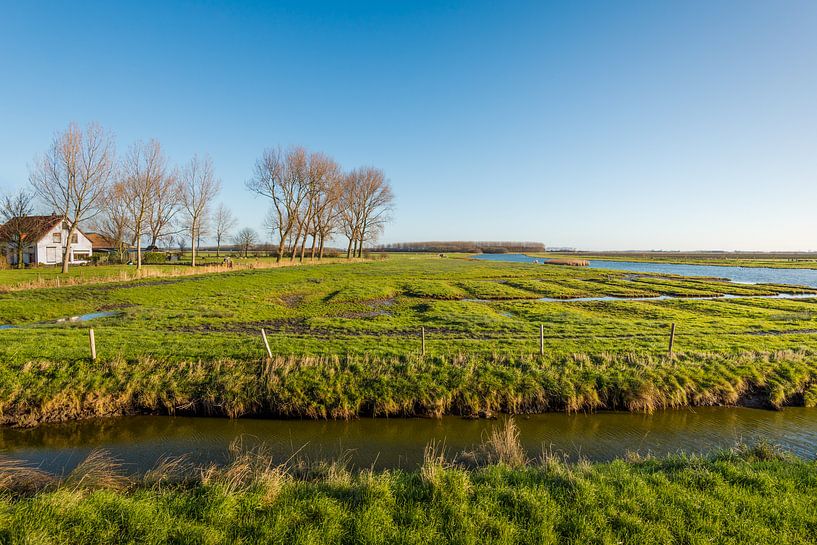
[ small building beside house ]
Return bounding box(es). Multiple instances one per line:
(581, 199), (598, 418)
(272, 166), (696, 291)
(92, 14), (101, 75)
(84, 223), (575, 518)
(84, 232), (117, 252)
(0, 214), (93, 266)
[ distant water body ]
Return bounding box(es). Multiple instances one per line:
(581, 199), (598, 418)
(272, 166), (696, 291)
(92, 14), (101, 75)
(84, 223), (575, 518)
(472, 254), (817, 289)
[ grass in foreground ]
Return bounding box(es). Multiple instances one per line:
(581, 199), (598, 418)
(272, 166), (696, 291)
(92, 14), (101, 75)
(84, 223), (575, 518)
(0, 423), (815, 544)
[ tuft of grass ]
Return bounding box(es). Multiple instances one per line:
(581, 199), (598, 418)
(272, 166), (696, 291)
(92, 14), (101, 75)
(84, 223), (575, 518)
(63, 449), (130, 492)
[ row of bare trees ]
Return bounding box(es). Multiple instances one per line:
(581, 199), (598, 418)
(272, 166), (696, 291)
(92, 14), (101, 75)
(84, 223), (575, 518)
(99, 140), (226, 269)
(2, 125), (393, 271)
(10, 122), (233, 272)
(246, 146), (393, 262)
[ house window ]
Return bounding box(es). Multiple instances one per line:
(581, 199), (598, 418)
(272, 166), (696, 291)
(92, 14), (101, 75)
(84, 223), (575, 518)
(71, 234), (78, 244)
(62, 221), (69, 230)
(52, 232), (61, 243)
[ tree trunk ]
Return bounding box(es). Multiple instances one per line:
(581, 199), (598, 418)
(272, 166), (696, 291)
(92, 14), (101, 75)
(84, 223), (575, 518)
(298, 230), (310, 262)
(290, 222), (304, 262)
(309, 232), (318, 260)
(356, 227), (366, 258)
(61, 222), (77, 274)
(16, 242), (24, 269)
(319, 236), (325, 259)
(216, 235), (221, 258)
(191, 222), (197, 267)
(276, 235), (286, 263)
(136, 236), (143, 270)
(346, 237), (353, 259)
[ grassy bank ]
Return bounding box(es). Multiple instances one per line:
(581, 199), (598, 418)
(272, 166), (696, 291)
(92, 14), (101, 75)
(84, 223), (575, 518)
(3, 255), (817, 426)
(0, 429), (815, 544)
(3, 350), (817, 427)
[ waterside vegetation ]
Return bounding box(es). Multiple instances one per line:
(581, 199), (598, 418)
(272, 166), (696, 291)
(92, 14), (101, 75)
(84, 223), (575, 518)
(0, 423), (814, 544)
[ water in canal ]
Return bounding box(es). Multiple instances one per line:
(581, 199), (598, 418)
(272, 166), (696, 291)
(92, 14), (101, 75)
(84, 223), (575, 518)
(472, 254), (817, 288)
(3, 408), (816, 474)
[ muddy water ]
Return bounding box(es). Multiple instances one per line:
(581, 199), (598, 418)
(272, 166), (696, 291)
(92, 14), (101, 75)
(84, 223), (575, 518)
(2, 408), (816, 474)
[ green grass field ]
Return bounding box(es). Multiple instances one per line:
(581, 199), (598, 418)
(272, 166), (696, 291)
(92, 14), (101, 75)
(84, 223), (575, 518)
(0, 431), (814, 545)
(2, 254), (817, 425)
(2, 254), (817, 361)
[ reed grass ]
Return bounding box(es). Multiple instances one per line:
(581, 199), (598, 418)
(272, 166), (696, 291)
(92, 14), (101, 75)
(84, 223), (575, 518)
(0, 436), (814, 544)
(2, 349), (817, 427)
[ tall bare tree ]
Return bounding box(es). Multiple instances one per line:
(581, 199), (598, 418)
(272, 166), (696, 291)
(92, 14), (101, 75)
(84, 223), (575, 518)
(339, 171), (364, 258)
(95, 181), (131, 263)
(246, 146), (309, 262)
(213, 203), (237, 257)
(338, 167), (393, 258)
(294, 152), (340, 262)
(29, 122), (115, 273)
(179, 155), (221, 266)
(121, 139), (171, 269)
(147, 170), (180, 248)
(354, 167), (393, 257)
(307, 156), (342, 260)
(0, 189), (36, 268)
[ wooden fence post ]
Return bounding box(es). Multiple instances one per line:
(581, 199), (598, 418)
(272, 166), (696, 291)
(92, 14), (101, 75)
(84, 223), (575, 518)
(539, 324), (544, 356)
(668, 323), (676, 356)
(421, 326), (426, 356)
(261, 328), (273, 359)
(89, 328), (96, 361)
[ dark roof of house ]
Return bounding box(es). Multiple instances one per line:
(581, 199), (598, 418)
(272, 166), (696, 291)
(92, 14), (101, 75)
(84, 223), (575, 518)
(0, 214), (63, 244)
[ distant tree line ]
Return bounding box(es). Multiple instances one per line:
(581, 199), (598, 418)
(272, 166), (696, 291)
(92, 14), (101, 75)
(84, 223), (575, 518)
(378, 241), (545, 253)
(0, 122), (394, 271)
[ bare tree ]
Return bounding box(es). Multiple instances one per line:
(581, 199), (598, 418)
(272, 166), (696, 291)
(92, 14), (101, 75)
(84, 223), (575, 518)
(179, 155), (221, 266)
(246, 146), (309, 262)
(294, 152), (340, 262)
(233, 227), (258, 257)
(29, 122), (115, 273)
(147, 171), (180, 248)
(121, 139), (171, 269)
(309, 157), (343, 259)
(213, 203), (237, 257)
(354, 167), (393, 257)
(338, 167), (394, 258)
(339, 172), (364, 258)
(0, 189), (36, 268)
(94, 181), (131, 263)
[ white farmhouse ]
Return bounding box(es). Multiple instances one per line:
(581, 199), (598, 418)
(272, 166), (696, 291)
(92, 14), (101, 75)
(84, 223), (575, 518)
(0, 215), (93, 266)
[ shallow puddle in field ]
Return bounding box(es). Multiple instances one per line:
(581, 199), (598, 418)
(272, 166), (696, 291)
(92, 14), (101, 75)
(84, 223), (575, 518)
(0, 310), (120, 330)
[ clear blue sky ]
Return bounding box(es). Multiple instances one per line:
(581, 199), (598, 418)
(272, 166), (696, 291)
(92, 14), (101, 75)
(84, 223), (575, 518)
(1, 1), (816, 250)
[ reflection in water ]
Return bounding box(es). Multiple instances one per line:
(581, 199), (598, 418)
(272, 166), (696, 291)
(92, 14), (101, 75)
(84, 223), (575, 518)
(2, 407), (816, 474)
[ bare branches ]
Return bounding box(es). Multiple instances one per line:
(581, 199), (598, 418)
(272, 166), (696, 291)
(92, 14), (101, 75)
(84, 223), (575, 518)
(233, 227), (258, 257)
(339, 167), (393, 258)
(121, 139), (173, 269)
(247, 146), (310, 262)
(29, 122), (115, 272)
(180, 155), (221, 266)
(248, 145), (390, 261)
(94, 182), (131, 263)
(214, 204), (237, 257)
(0, 190), (36, 268)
